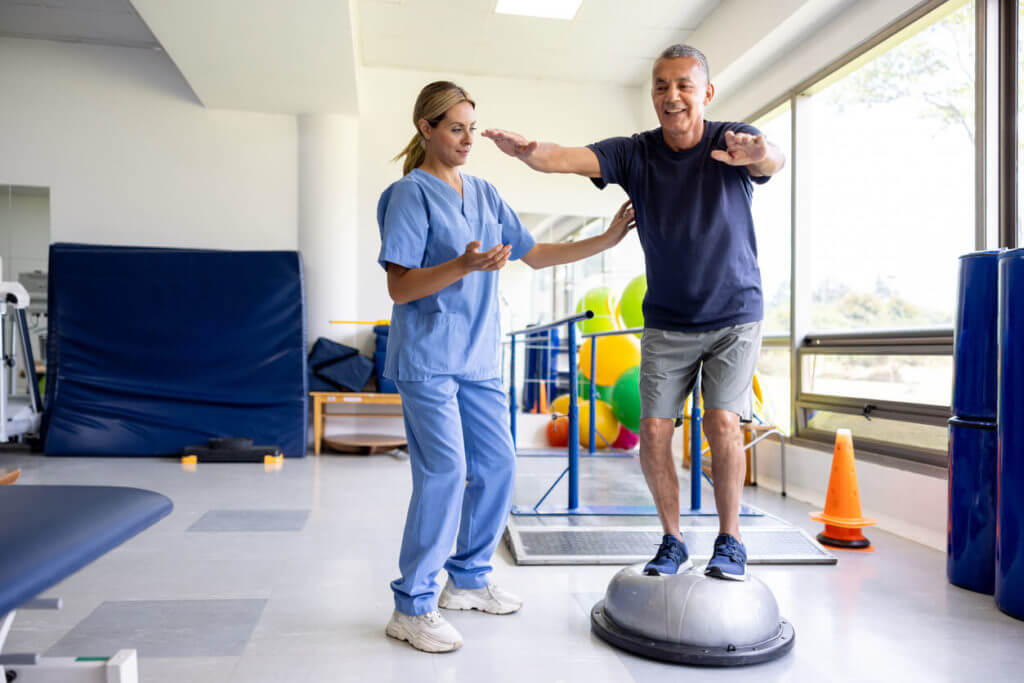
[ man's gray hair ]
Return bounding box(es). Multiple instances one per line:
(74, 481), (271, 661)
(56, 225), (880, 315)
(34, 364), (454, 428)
(657, 44), (710, 83)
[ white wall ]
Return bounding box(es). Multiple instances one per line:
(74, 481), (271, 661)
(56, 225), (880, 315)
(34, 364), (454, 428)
(298, 114), (360, 347)
(0, 37), (298, 250)
(353, 66), (638, 342)
(746, 440), (947, 551)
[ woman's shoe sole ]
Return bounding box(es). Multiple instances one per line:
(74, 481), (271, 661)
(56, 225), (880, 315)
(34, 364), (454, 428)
(385, 621), (462, 653)
(438, 592), (521, 615)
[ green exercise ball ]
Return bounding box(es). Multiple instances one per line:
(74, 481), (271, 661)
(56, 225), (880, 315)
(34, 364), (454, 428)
(579, 313), (617, 336)
(611, 365), (642, 433)
(576, 287), (617, 331)
(619, 276), (647, 331)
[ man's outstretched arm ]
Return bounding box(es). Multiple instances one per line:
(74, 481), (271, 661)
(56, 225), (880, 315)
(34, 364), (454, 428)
(483, 128), (602, 177)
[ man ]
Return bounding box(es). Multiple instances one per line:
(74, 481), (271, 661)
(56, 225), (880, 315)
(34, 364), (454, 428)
(483, 44), (785, 580)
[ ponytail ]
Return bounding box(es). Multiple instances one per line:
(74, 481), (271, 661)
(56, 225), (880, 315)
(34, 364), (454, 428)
(392, 81), (475, 175)
(393, 134), (426, 176)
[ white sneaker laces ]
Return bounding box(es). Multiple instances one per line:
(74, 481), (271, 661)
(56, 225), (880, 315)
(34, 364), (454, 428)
(420, 610), (444, 625)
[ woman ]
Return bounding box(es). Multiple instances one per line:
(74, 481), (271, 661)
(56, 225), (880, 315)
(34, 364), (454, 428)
(378, 81), (635, 653)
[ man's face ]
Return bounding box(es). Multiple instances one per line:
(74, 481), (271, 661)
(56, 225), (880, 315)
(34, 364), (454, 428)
(651, 57), (713, 137)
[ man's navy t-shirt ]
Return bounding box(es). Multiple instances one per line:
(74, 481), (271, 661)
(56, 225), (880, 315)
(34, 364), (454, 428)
(588, 121), (769, 332)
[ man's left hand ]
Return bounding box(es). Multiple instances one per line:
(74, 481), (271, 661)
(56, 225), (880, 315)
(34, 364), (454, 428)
(710, 130), (768, 167)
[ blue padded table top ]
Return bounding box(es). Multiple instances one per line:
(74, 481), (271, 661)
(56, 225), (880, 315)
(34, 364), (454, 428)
(0, 485), (173, 616)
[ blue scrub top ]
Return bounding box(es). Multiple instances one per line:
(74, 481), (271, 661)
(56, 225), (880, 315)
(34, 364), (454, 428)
(377, 169), (536, 381)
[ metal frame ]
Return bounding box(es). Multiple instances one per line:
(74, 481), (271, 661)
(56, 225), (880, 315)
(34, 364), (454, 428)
(998, 0), (1018, 249)
(1, 604), (139, 682)
(0, 290), (43, 444)
(794, 328), (953, 464)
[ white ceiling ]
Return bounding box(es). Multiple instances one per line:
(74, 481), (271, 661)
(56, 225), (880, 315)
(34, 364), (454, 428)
(0, 0), (852, 115)
(358, 0), (721, 86)
(0, 0), (157, 48)
(130, 0), (361, 115)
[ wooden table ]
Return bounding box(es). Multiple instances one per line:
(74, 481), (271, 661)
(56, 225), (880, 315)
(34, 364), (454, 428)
(310, 392), (403, 455)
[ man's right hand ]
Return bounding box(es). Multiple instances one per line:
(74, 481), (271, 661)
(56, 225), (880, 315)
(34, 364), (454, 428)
(483, 129), (539, 159)
(460, 241), (512, 273)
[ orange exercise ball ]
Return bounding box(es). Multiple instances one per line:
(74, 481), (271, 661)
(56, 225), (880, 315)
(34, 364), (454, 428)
(547, 416), (570, 447)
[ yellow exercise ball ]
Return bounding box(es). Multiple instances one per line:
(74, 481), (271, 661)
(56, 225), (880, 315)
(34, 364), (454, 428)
(550, 393), (571, 416)
(578, 334), (641, 386)
(579, 399), (620, 449)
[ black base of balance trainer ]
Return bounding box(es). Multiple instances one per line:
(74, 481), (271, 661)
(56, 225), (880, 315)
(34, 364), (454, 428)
(182, 437), (281, 463)
(591, 601), (795, 666)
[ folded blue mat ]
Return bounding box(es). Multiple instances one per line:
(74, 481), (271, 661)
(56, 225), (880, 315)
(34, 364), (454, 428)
(308, 337), (374, 392)
(44, 243), (308, 457)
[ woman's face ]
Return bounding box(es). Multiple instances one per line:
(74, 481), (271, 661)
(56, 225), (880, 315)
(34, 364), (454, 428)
(421, 101), (476, 168)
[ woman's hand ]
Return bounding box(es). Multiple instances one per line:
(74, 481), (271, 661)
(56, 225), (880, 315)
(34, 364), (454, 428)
(520, 201), (634, 270)
(459, 241), (512, 273)
(386, 242), (512, 304)
(604, 200), (636, 246)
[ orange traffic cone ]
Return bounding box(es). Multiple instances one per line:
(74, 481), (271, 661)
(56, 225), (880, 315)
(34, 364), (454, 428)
(810, 428), (876, 551)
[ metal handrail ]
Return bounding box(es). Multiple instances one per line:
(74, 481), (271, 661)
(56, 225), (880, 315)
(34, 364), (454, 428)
(507, 314), (774, 513)
(507, 311), (586, 510)
(507, 311), (592, 337)
(582, 326), (643, 338)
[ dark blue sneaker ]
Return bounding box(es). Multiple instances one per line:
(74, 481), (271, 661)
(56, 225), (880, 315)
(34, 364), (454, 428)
(644, 534), (693, 576)
(705, 533), (747, 581)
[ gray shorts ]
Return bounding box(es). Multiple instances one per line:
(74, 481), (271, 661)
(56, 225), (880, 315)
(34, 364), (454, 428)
(639, 321), (763, 421)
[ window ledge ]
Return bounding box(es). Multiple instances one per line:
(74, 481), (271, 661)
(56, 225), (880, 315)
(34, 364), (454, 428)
(785, 436), (948, 480)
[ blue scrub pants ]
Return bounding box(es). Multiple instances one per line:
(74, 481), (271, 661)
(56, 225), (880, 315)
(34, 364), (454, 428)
(390, 375), (516, 616)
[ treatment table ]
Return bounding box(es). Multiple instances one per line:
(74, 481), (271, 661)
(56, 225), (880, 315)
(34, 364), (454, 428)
(0, 485), (173, 682)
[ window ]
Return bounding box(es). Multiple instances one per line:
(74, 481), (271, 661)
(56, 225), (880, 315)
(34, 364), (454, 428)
(802, 353), (952, 406)
(751, 105), (794, 434)
(752, 105), (792, 336)
(758, 345), (791, 434)
(802, 1), (975, 332)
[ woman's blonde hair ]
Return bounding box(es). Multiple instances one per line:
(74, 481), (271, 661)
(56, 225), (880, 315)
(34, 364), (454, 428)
(393, 81), (476, 175)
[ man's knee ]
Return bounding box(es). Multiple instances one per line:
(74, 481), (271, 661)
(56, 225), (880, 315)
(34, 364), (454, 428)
(702, 410), (741, 445)
(640, 417), (675, 444)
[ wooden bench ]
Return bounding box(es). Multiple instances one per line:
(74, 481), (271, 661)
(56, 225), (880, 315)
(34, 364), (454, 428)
(310, 392), (404, 455)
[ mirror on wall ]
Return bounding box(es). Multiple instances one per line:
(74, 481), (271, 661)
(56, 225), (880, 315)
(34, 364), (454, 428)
(1, 185), (51, 393)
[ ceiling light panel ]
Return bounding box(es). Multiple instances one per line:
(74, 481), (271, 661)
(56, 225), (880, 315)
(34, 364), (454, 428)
(494, 0), (582, 21)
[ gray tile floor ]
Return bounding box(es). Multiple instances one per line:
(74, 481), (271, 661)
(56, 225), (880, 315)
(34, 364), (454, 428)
(2, 448), (1023, 682)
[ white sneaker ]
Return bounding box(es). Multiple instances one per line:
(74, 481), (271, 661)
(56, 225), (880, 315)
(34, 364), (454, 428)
(438, 581), (523, 615)
(385, 609), (463, 653)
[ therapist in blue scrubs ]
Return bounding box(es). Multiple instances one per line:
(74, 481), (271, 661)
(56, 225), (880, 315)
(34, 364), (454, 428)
(379, 81), (636, 653)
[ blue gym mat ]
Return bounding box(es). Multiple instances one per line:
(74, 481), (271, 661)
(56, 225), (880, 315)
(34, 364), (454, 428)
(43, 243), (308, 457)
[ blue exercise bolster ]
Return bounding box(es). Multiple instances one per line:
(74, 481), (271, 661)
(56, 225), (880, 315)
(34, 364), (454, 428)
(0, 485), (173, 616)
(43, 243), (308, 457)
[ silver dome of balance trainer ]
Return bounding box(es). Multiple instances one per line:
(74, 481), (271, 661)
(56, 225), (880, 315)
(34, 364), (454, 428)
(591, 565), (795, 666)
